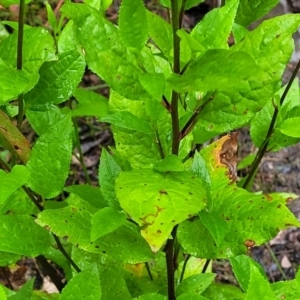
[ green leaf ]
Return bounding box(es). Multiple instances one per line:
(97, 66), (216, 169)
(0, 59), (30, 104)
(64, 185), (107, 209)
(0, 285), (6, 300)
(0, 215), (51, 256)
(185, 0), (204, 10)
(139, 73), (165, 102)
(153, 155), (185, 172)
(0, 252), (20, 267)
(176, 273), (216, 296)
(26, 114), (73, 199)
(0, 165), (29, 205)
(236, 0), (279, 27)
(9, 278), (34, 300)
(192, 14), (300, 140)
(61, 265), (101, 300)
(100, 111), (154, 134)
(45, 2), (57, 31)
(177, 295), (208, 300)
(72, 88), (108, 118)
(98, 148), (121, 209)
(230, 255), (267, 292)
(61, 3), (148, 100)
(0, 110), (31, 163)
(0, 0), (31, 7)
(147, 10), (172, 59)
(177, 137), (300, 258)
(25, 50), (85, 107)
(132, 294), (167, 300)
(245, 263), (275, 300)
(58, 21), (79, 53)
(119, 0), (148, 50)
(36, 194), (98, 246)
(91, 207), (127, 241)
(167, 49), (264, 93)
(191, 0), (239, 50)
(116, 169), (207, 252)
(0, 189), (36, 216)
(278, 117), (300, 137)
(232, 23), (248, 44)
(0, 27), (56, 93)
(202, 282), (245, 299)
(26, 105), (67, 136)
(191, 151), (211, 189)
(271, 269), (300, 299)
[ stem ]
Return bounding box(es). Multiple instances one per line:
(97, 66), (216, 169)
(201, 259), (210, 273)
(145, 262), (153, 281)
(53, 235), (81, 273)
(154, 127), (165, 159)
(242, 57), (300, 189)
(170, 0), (181, 155)
(72, 118), (91, 185)
(179, 254), (190, 282)
(84, 83), (108, 90)
(165, 230), (176, 300)
(265, 243), (288, 280)
(17, 0), (25, 129)
(0, 157), (81, 273)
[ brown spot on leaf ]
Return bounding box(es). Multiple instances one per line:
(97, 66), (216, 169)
(277, 204), (281, 209)
(159, 190), (168, 195)
(72, 208), (77, 212)
(244, 240), (255, 248)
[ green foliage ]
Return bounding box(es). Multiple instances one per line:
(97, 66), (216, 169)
(1, 0), (300, 299)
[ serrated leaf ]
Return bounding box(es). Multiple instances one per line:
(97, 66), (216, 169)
(271, 269), (300, 299)
(26, 114), (73, 199)
(245, 263), (275, 300)
(0, 27), (56, 93)
(25, 50), (85, 107)
(36, 194), (97, 246)
(153, 155), (185, 172)
(0, 215), (51, 256)
(0, 252), (20, 267)
(147, 10), (172, 59)
(91, 207), (127, 241)
(139, 73), (165, 102)
(177, 294), (208, 300)
(61, 265), (101, 300)
(0, 59), (30, 104)
(119, 0), (148, 50)
(177, 136), (300, 258)
(230, 255), (267, 292)
(61, 3), (149, 100)
(176, 273), (215, 296)
(100, 111), (154, 134)
(72, 88), (108, 118)
(64, 185), (107, 209)
(0, 110), (31, 163)
(236, 0), (278, 27)
(278, 117), (300, 138)
(132, 294), (167, 300)
(26, 105), (67, 136)
(191, 0), (238, 50)
(202, 282), (245, 299)
(86, 222), (154, 263)
(167, 49), (264, 93)
(0, 165), (29, 205)
(116, 169), (207, 252)
(99, 148), (121, 209)
(57, 21), (79, 54)
(193, 14), (300, 140)
(191, 151), (211, 189)
(45, 2), (57, 31)
(109, 91), (170, 168)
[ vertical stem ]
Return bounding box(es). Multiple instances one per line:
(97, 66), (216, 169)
(170, 0), (180, 155)
(17, 0), (25, 129)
